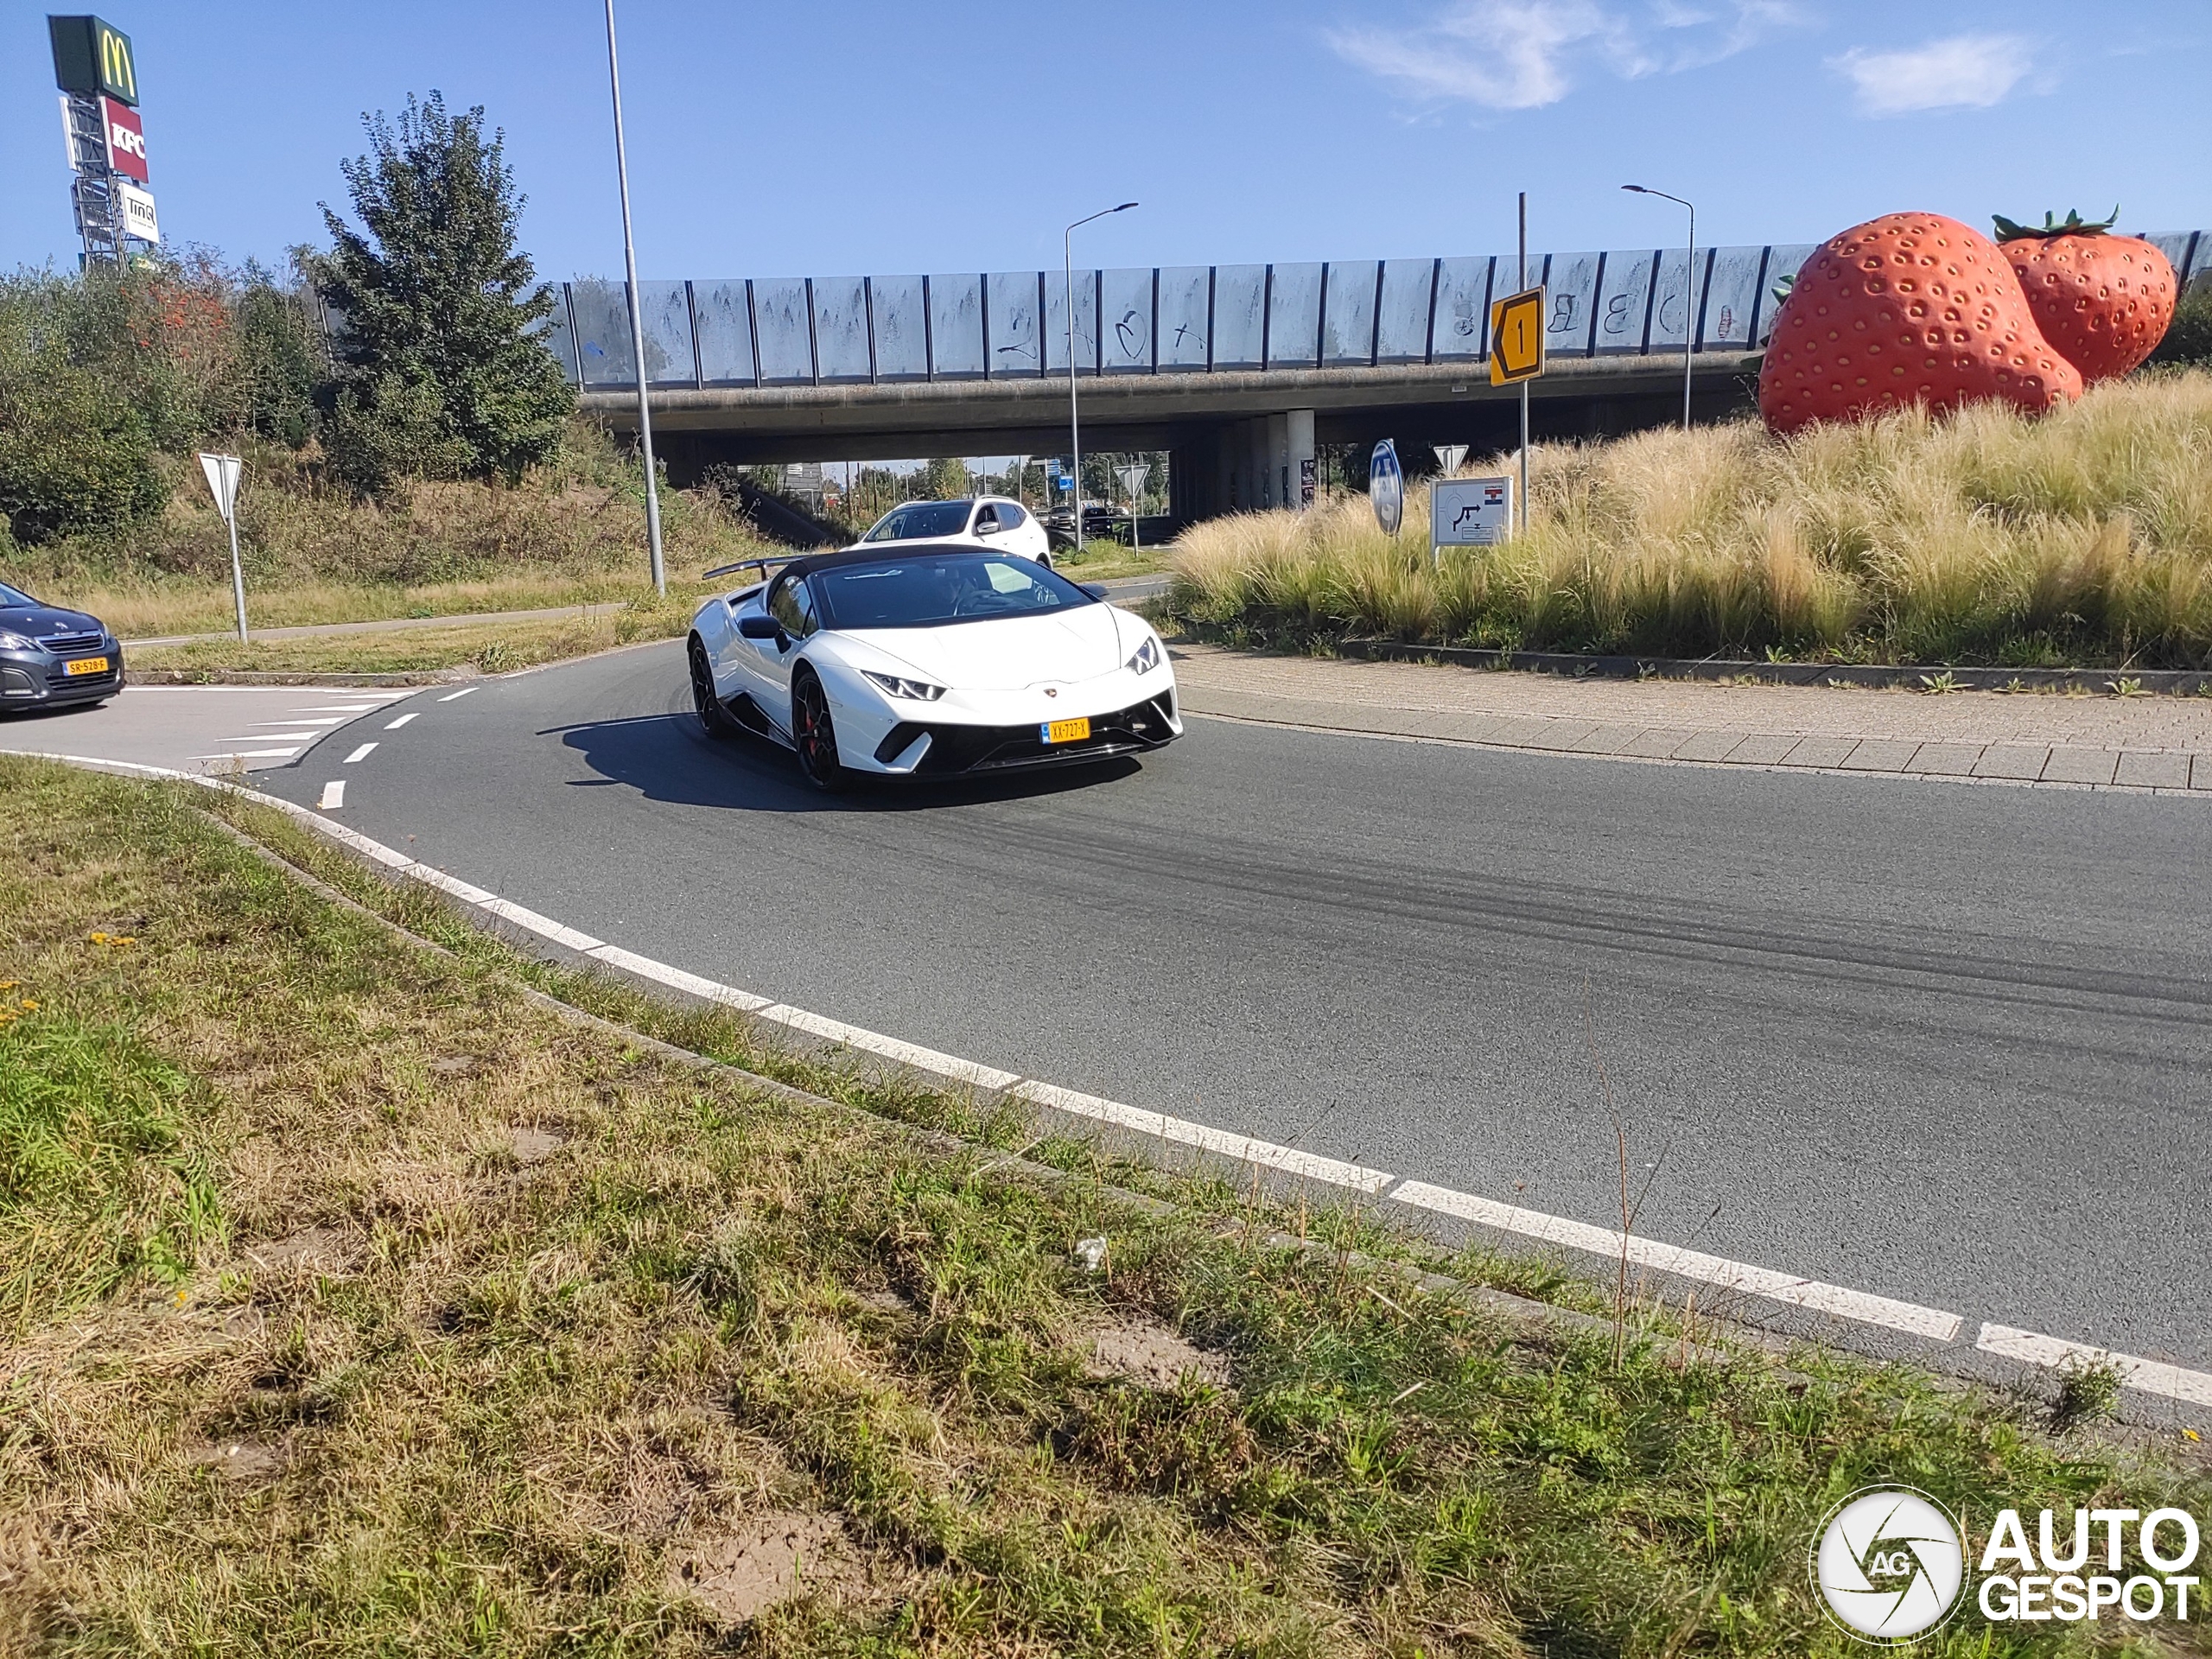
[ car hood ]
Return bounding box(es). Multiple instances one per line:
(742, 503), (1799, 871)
(842, 603), (1127, 690)
(0, 605), (105, 640)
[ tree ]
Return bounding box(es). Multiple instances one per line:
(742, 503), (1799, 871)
(310, 92), (572, 494)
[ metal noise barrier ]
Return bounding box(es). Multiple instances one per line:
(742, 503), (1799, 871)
(539, 232), (2212, 392)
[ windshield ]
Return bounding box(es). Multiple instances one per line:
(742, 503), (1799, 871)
(865, 501), (971, 542)
(812, 552), (1095, 630)
(0, 582), (36, 608)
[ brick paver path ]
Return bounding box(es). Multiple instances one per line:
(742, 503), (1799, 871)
(1170, 644), (2212, 792)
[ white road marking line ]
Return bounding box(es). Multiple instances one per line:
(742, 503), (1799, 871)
(188, 748), (299, 759)
(1977, 1324), (2212, 1408)
(343, 743), (378, 764)
(223, 732), (321, 742)
(259, 718), (346, 727)
(1390, 1180), (1963, 1340)
(584, 944), (772, 1012)
(317, 780), (345, 810)
(291, 705), (398, 713)
(757, 1002), (1022, 1091)
(1016, 1078), (1393, 1194)
(9, 749), (2020, 1356)
(384, 712), (418, 729)
(438, 686), (478, 702)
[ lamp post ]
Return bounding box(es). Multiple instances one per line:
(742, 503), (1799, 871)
(1622, 184), (1694, 433)
(605, 0), (664, 595)
(1065, 200), (1136, 552)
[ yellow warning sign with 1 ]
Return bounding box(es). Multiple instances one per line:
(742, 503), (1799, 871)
(1490, 285), (1545, 386)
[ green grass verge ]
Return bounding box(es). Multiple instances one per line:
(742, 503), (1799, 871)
(3, 755), (2206, 1655)
(126, 593), (700, 677)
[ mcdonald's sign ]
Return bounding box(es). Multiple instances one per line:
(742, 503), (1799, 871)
(49, 15), (138, 107)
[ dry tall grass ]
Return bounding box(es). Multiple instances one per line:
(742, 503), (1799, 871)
(1168, 368), (2212, 667)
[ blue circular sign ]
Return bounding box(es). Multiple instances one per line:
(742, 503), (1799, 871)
(1370, 439), (1403, 536)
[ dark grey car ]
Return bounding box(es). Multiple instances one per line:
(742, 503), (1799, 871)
(0, 581), (124, 712)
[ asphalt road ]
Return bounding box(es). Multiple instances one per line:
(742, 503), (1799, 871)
(0, 684), (407, 772)
(239, 641), (2212, 1369)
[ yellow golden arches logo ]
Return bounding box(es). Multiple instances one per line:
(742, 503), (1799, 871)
(99, 24), (136, 104)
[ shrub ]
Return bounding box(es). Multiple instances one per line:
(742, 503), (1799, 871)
(0, 274), (168, 543)
(308, 92), (574, 495)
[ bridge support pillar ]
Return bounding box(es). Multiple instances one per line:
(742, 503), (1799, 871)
(1286, 409), (1315, 510)
(1245, 418), (1272, 509)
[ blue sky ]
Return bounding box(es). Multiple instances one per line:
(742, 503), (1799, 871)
(4, 0), (2207, 283)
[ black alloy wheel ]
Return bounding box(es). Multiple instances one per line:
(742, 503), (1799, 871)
(689, 638), (739, 739)
(791, 669), (847, 791)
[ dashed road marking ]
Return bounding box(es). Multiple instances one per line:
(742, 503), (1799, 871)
(344, 743), (378, 764)
(223, 731), (321, 742)
(1977, 1324), (2212, 1408)
(260, 718), (346, 727)
(189, 747), (299, 760)
(438, 686), (478, 702)
(317, 780), (345, 810)
(385, 712), (419, 729)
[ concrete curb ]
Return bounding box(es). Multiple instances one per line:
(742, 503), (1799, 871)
(1335, 635), (2212, 695)
(129, 667), (474, 688)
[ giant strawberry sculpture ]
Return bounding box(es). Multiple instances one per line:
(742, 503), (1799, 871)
(1993, 208), (2176, 383)
(1759, 212), (2082, 436)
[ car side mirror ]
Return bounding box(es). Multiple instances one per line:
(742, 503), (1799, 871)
(1079, 582), (1109, 600)
(737, 614), (785, 641)
(976, 518), (1000, 535)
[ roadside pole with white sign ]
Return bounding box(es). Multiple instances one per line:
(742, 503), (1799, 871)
(1430, 475), (1514, 563)
(1116, 463), (1148, 550)
(198, 453), (247, 641)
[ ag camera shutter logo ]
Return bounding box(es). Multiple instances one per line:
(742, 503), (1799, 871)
(1811, 1488), (1967, 1643)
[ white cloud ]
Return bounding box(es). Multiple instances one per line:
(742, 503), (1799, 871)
(1325, 0), (1804, 111)
(1832, 33), (2035, 115)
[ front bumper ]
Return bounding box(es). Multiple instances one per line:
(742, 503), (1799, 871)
(871, 690), (1179, 774)
(0, 643), (124, 710)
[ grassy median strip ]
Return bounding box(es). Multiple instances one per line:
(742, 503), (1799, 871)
(3, 757), (2207, 1656)
(124, 592), (702, 678)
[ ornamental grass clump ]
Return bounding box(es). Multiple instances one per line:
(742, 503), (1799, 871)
(1165, 367), (2212, 668)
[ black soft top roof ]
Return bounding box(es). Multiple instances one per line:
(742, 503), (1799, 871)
(783, 540), (1001, 582)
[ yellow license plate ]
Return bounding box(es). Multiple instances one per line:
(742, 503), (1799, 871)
(1041, 716), (1090, 745)
(64, 656), (110, 677)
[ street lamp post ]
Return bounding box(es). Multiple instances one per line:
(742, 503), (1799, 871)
(1065, 201), (1136, 553)
(1623, 184), (1695, 433)
(605, 0), (664, 595)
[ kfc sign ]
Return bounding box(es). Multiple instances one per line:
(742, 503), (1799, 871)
(101, 96), (147, 183)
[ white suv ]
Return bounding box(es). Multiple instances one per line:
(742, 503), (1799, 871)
(853, 496), (1056, 566)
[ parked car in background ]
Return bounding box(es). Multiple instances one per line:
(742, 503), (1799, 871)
(854, 497), (1054, 565)
(1041, 502), (1124, 548)
(0, 581), (124, 713)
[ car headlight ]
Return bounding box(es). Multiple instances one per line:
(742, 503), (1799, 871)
(1124, 634), (1161, 676)
(861, 670), (946, 702)
(0, 632), (36, 652)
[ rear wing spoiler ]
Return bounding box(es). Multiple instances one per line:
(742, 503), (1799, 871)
(701, 556), (794, 584)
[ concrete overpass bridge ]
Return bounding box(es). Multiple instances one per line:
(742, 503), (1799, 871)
(549, 231), (2209, 520)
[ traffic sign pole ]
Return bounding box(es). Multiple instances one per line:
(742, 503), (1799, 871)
(199, 454), (247, 642)
(1517, 192), (1529, 536)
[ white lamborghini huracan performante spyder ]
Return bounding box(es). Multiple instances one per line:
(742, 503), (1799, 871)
(686, 543), (1181, 790)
